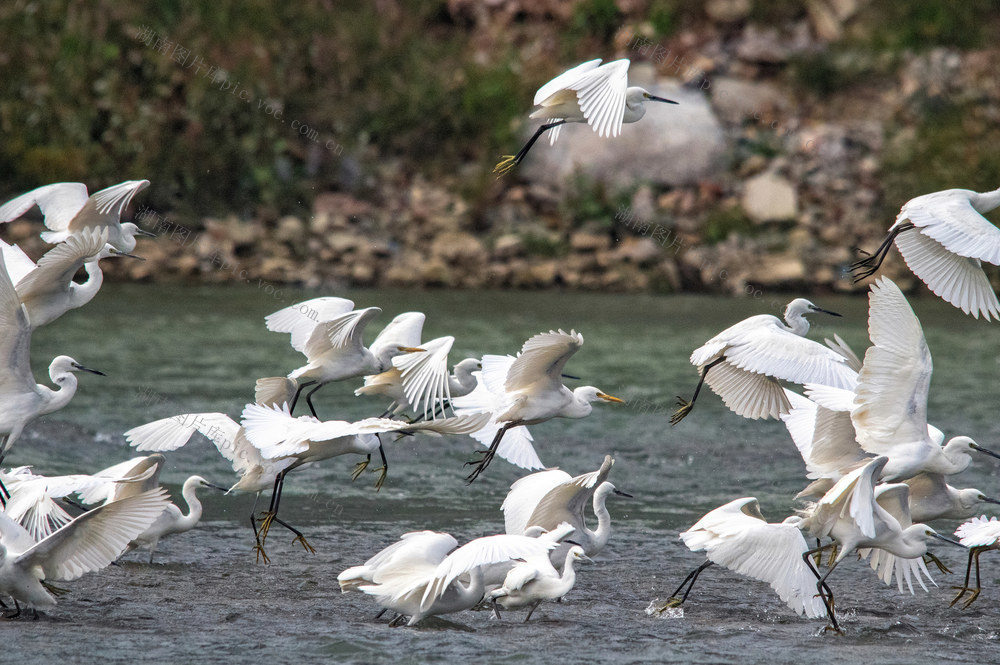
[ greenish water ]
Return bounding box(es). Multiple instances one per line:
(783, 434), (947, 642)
(6, 284), (1000, 664)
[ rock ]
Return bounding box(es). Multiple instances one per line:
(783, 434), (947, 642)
(754, 253), (807, 285)
(493, 234), (524, 259)
(430, 231), (486, 265)
(735, 25), (789, 64)
(709, 77), (791, 126)
(518, 80), (726, 190)
(615, 237), (662, 265)
(569, 232), (607, 252)
(806, 0), (842, 42)
(741, 173), (798, 222)
(705, 0), (752, 23)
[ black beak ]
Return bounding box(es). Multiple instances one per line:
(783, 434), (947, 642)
(561, 374), (580, 380)
(810, 306), (842, 317)
(206, 482), (230, 493)
(110, 249), (145, 261)
(929, 532), (965, 548)
(564, 539), (583, 547)
(971, 443), (1000, 461)
(982, 496), (1000, 506)
(136, 229), (157, 237)
(72, 363), (106, 376)
(613, 488), (633, 498)
(648, 95), (678, 105)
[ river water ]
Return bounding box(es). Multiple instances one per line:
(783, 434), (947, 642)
(5, 284), (1000, 664)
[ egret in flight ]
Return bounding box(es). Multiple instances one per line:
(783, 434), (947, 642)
(671, 298), (855, 424)
(852, 186), (1000, 320)
(494, 58), (677, 175)
(0, 180), (154, 253)
(264, 300), (425, 418)
(452, 330), (623, 483)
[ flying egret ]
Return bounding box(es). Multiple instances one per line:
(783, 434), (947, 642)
(903, 472), (1000, 524)
(0, 487), (169, 616)
(951, 515), (1000, 607)
(353, 531), (556, 626)
(501, 455), (630, 561)
(265, 303), (426, 418)
(123, 475), (228, 563)
(493, 58), (678, 175)
(0, 180), (154, 253)
(488, 544), (591, 621)
(1, 228), (138, 328)
(851, 186), (1000, 320)
(240, 402), (490, 553)
(356, 336), (481, 420)
(666, 497), (826, 619)
(798, 456), (962, 632)
(452, 330), (623, 483)
(0, 251), (105, 479)
(849, 277), (1000, 480)
(670, 298), (856, 425)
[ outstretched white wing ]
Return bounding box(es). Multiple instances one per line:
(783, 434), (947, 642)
(265, 297), (355, 352)
(0, 182), (89, 231)
(394, 335), (454, 419)
(505, 329), (583, 394)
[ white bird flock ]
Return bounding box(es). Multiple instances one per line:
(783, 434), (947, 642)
(2, 56), (999, 635)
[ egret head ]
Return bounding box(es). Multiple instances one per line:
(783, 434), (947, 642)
(961, 489), (1000, 512)
(785, 298), (841, 320)
(49, 355), (106, 383)
(569, 545), (592, 564)
(944, 436), (1000, 467)
(626, 86), (678, 107)
(920, 525), (964, 547)
(454, 358), (481, 375)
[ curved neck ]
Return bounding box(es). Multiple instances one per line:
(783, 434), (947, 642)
(454, 567), (484, 603)
(589, 491), (612, 553)
(554, 553), (579, 596)
(561, 391), (594, 419)
(39, 373), (78, 416)
(971, 187), (1000, 213)
(179, 483), (204, 527)
(783, 313), (809, 336)
(72, 262), (104, 304)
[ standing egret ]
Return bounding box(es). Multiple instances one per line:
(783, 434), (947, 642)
(501, 455), (630, 560)
(452, 330), (623, 483)
(488, 545), (592, 621)
(240, 403), (490, 554)
(266, 304), (425, 418)
(493, 59), (677, 175)
(849, 278), (1000, 480)
(0, 180), (154, 253)
(0, 251), (105, 476)
(798, 456), (961, 632)
(671, 299), (855, 424)
(353, 531), (556, 626)
(666, 497), (826, 619)
(124, 475), (228, 563)
(951, 515), (1000, 607)
(357, 335), (480, 421)
(2, 228), (138, 328)
(0, 487), (169, 615)
(852, 186), (1000, 320)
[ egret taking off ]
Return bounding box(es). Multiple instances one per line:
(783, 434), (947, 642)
(452, 330), (623, 484)
(852, 186), (1000, 320)
(493, 59), (677, 175)
(0, 180), (154, 253)
(671, 298), (855, 424)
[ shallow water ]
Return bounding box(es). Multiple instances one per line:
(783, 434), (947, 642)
(6, 284), (1000, 664)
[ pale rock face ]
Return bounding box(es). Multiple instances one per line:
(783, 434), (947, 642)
(741, 172), (798, 223)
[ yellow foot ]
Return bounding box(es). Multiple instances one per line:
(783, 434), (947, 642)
(670, 399), (692, 426)
(293, 534), (316, 554)
(924, 553), (952, 575)
(950, 586), (981, 608)
(374, 466), (388, 492)
(493, 155), (518, 176)
(351, 458), (370, 481)
(254, 541), (271, 565)
(665, 596), (684, 608)
(822, 624), (845, 636)
(257, 511), (276, 543)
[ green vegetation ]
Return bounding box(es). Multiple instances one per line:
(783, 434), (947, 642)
(862, 0), (996, 51)
(703, 206), (755, 244)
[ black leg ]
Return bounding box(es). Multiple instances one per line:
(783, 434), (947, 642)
(493, 121), (567, 175)
(850, 222), (914, 282)
(671, 357), (725, 425)
(288, 380), (317, 415)
(667, 560), (713, 606)
(304, 383), (324, 419)
(465, 424), (511, 484)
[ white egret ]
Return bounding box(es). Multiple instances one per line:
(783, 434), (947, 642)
(2, 228), (138, 328)
(0, 466), (116, 540)
(852, 186), (1000, 320)
(501, 455), (629, 560)
(494, 59), (678, 175)
(123, 475), (228, 563)
(952, 515), (1000, 607)
(671, 298), (856, 424)
(240, 403), (490, 552)
(0, 251), (105, 476)
(353, 531), (556, 626)
(0, 487), (169, 615)
(452, 330), (623, 483)
(667, 497), (826, 619)
(849, 277), (1000, 480)
(0, 180), (154, 253)
(798, 456), (961, 632)
(266, 303), (425, 418)
(356, 335), (480, 420)
(903, 472), (1000, 524)
(488, 545), (591, 621)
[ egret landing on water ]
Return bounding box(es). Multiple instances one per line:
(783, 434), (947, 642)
(493, 59), (677, 176)
(951, 516), (1000, 608)
(489, 545), (592, 621)
(852, 186), (1000, 320)
(671, 298), (855, 425)
(0, 180), (154, 254)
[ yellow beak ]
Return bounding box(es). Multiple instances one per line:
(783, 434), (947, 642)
(597, 392), (624, 404)
(398, 347), (426, 353)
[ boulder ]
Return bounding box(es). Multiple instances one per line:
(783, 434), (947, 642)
(741, 173), (798, 222)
